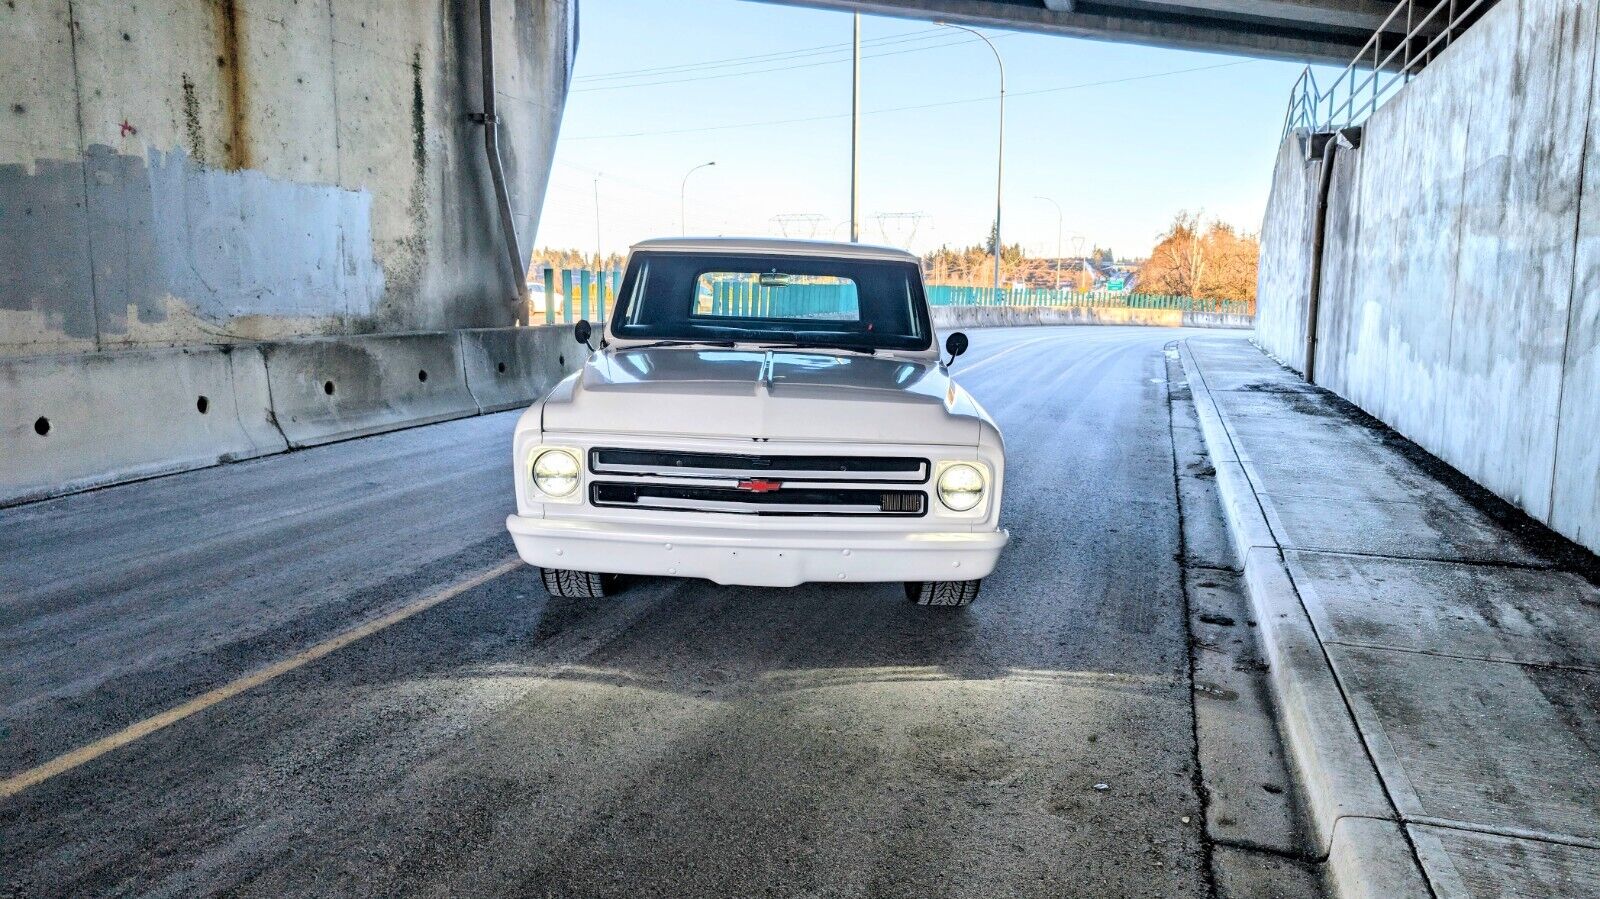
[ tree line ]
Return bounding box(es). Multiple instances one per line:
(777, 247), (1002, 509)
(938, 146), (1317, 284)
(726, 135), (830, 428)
(528, 210), (1259, 302)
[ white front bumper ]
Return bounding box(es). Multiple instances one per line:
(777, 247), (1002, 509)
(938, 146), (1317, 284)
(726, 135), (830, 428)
(505, 515), (1009, 587)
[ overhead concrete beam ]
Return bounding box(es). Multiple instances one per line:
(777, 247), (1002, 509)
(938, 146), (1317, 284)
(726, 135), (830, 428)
(1111, 0), (1401, 33)
(758, 0), (1389, 65)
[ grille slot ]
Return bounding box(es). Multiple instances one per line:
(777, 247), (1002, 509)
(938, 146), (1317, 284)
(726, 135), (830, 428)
(879, 492), (921, 513)
(589, 448), (928, 483)
(591, 482), (926, 517)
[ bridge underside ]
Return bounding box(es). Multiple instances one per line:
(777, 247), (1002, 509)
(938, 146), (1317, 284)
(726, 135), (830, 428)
(761, 0), (1417, 65)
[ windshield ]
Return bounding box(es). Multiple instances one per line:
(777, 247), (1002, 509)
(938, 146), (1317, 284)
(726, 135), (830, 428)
(609, 251), (932, 351)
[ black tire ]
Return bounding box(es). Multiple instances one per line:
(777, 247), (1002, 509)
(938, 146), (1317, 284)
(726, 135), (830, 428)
(539, 567), (624, 598)
(904, 579), (981, 607)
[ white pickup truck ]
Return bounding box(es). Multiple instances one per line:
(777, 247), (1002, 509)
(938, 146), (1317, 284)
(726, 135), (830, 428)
(505, 237), (1007, 607)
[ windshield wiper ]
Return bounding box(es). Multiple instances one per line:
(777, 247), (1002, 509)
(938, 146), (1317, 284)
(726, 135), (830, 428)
(627, 339), (738, 349)
(758, 342), (877, 356)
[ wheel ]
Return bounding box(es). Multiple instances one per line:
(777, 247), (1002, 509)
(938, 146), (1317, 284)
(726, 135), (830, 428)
(539, 567), (624, 598)
(904, 579), (981, 607)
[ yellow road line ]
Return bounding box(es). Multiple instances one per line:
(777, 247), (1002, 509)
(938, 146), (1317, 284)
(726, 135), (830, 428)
(1, 557), (523, 800)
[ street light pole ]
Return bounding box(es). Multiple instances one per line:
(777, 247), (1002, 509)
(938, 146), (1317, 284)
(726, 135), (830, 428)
(593, 175), (603, 268)
(939, 22), (1004, 296)
(850, 13), (861, 243)
(680, 161), (716, 236)
(1035, 196), (1062, 289)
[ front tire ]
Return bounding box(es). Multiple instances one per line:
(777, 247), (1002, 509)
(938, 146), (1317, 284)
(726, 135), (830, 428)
(904, 579), (981, 607)
(539, 567), (624, 598)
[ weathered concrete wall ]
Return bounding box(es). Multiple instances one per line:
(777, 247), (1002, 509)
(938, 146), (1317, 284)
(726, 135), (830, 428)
(1254, 133), (1319, 372)
(0, 0), (574, 359)
(1255, 0), (1600, 552)
(1554, 21), (1600, 552)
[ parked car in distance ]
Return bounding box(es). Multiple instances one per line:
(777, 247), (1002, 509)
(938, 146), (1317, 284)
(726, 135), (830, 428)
(505, 237), (1008, 606)
(522, 283), (565, 323)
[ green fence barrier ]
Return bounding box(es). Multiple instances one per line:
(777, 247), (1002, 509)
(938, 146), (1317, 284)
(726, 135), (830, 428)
(923, 285), (1252, 316)
(527, 271), (1254, 324)
(704, 278), (857, 319)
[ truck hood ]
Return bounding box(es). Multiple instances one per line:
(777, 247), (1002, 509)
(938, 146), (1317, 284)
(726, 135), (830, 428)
(540, 347), (979, 445)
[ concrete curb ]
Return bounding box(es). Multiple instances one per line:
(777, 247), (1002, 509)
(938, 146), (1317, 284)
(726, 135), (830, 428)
(1178, 339), (1431, 898)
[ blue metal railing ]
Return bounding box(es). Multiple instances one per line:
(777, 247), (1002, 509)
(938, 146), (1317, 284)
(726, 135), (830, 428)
(926, 285), (1253, 316)
(530, 266), (621, 325)
(525, 269), (1254, 324)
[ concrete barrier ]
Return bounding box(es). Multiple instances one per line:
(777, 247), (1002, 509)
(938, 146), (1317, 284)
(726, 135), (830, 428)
(1180, 310), (1255, 329)
(1, 345), (287, 505)
(459, 325), (582, 413)
(261, 332), (479, 448)
(930, 305), (1252, 331)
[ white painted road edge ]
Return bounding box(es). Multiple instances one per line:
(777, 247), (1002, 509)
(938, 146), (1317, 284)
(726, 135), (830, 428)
(1177, 339), (1433, 899)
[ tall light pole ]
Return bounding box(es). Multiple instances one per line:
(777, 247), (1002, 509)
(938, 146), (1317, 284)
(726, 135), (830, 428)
(1035, 196), (1062, 289)
(939, 22), (1004, 295)
(850, 13), (861, 243)
(680, 161), (716, 236)
(593, 175), (603, 268)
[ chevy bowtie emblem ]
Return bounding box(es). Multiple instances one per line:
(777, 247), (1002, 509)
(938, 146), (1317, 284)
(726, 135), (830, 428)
(737, 478), (783, 493)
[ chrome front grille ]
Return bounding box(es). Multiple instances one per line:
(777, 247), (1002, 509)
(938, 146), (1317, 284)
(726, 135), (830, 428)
(588, 448), (928, 482)
(587, 448), (930, 517)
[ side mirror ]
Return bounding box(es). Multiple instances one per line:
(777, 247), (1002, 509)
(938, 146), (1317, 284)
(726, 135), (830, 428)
(573, 319), (592, 348)
(944, 331), (969, 365)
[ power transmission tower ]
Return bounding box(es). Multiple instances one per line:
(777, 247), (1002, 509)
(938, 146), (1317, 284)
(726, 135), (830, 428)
(874, 212), (925, 248)
(771, 213), (827, 238)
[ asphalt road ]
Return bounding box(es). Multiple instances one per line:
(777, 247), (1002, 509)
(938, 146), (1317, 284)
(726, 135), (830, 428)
(1, 327), (1308, 897)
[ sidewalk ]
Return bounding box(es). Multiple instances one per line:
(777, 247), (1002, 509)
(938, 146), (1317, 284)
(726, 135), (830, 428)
(1179, 334), (1600, 898)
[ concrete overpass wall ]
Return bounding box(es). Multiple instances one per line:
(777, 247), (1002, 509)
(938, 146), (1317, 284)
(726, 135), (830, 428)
(1254, 134), (1317, 371)
(1, 0), (576, 504)
(1255, 0), (1600, 553)
(1, 0), (574, 359)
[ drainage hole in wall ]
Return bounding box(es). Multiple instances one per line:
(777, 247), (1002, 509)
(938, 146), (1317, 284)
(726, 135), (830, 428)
(559, 355), (566, 366)
(196, 395), (210, 414)
(323, 380), (335, 396)
(34, 416), (50, 436)
(418, 369), (428, 382)
(497, 362), (507, 374)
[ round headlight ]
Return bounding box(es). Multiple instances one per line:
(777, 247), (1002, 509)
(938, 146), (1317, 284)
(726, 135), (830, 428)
(937, 463), (985, 512)
(532, 449), (580, 498)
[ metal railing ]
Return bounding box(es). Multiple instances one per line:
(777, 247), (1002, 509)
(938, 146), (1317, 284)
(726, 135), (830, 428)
(524, 269), (1256, 326)
(927, 285), (1253, 316)
(1283, 0), (1493, 137)
(528, 266), (622, 326)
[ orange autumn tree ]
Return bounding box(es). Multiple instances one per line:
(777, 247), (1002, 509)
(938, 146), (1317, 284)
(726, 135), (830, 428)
(1137, 211), (1259, 303)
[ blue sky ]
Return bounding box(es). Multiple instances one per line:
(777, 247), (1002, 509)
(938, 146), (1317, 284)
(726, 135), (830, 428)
(535, 0), (1319, 260)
